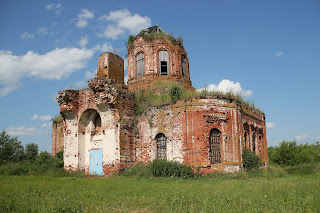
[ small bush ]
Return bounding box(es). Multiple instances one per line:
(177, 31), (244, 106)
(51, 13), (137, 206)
(169, 85), (182, 103)
(284, 163), (318, 175)
(121, 160), (193, 179)
(242, 149), (262, 170)
(149, 159), (193, 178)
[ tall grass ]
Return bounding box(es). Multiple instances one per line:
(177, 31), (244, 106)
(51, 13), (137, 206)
(1, 170), (319, 212)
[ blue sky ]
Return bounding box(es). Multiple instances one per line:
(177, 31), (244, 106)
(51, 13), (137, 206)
(0, 0), (319, 152)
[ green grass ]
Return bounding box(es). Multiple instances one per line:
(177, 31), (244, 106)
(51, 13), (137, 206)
(0, 172), (319, 212)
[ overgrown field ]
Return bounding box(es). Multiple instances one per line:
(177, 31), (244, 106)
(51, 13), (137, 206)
(1, 172), (319, 213)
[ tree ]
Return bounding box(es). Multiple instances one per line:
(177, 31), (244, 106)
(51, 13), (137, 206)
(0, 130), (25, 164)
(25, 143), (39, 161)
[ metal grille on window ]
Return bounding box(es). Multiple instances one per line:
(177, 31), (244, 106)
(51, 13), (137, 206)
(156, 133), (167, 159)
(159, 51), (169, 75)
(181, 54), (186, 76)
(209, 129), (222, 164)
(136, 53), (144, 77)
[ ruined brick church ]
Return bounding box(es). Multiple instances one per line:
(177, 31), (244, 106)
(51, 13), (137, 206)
(52, 26), (268, 175)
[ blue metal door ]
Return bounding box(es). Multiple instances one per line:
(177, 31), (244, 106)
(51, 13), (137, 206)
(89, 149), (104, 176)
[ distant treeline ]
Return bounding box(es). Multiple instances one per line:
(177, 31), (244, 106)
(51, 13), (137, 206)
(0, 130), (65, 176)
(268, 141), (320, 166)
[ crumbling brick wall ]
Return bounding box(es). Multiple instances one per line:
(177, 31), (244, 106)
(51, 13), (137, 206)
(135, 97), (268, 173)
(127, 35), (194, 92)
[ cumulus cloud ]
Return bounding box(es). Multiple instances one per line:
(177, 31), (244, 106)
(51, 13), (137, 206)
(37, 27), (48, 35)
(98, 9), (151, 39)
(79, 36), (88, 48)
(266, 122), (276, 129)
(85, 70), (96, 79)
(45, 3), (62, 15)
(6, 126), (47, 136)
(32, 114), (52, 121)
(275, 51), (285, 57)
(67, 81), (87, 90)
(20, 32), (34, 39)
(76, 9), (94, 28)
(296, 134), (309, 141)
(316, 136), (320, 140)
(93, 42), (114, 52)
(197, 79), (253, 98)
(0, 48), (94, 96)
(40, 122), (52, 128)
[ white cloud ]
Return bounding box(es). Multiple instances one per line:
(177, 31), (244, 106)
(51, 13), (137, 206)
(93, 42), (114, 52)
(20, 32), (34, 39)
(79, 36), (88, 48)
(0, 48), (94, 96)
(67, 81), (87, 90)
(40, 122), (52, 128)
(32, 114), (52, 121)
(124, 74), (128, 84)
(296, 134), (309, 141)
(45, 3), (62, 15)
(85, 70), (96, 79)
(99, 9), (151, 39)
(266, 122), (276, 129)
(76, 9), (94, 28)
(197, 79), (253, 98)
(275, 51), (285, 57)
(315, 136), (320, 140)
(6, 126), (46, 136)
(37, 27), (48, 35)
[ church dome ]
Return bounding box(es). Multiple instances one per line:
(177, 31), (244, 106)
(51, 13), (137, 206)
(127, 26), (194, 92)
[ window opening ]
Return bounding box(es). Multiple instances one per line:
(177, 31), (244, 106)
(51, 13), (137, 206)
(93, 114), (101, 128)
(252, 133), (256, 153)
(181, 54), (186, 76)
(209, 129), (222, 164)
(244, 132), (247, 150)
(136, 53), (144, 77)
(156, 133), (167, 159)
(159, 51), (169, 75)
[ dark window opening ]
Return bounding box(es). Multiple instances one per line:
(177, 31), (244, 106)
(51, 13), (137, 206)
(94, 114), (101, 128)
(252, 133), (256, 153)
(160, 61), (168, 75)
(156, 133), (167, 160)
(159, 50), (169, 75)
(136, 53), (144, 77)
(181, 54), (186, 76)
(209, 129), (222, 164)
(244, 132), (247, 150)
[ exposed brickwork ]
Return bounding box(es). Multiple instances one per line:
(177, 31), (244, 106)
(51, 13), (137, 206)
(135, 98), (268, 174)
(127, 34), (194, 92)
(53, 26), (268, 175)
(97, 52), (124, 83)
(52, 121), (64, 157)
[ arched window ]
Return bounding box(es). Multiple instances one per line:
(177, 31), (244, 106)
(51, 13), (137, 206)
(136, 53), (144, 77)
(243, 132), (247, 150)
(156, 133), (167, 159)
(252, 133), (256, 153)
(181, 54), (186, 76)
(209, 129), (222, 164)
(159, 50), (169, 75)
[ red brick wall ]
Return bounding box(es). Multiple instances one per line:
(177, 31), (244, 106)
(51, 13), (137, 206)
(127, 36), (194, 92)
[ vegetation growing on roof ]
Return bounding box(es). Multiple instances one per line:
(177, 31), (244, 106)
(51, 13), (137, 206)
(126, 32), (185, 51)
(133, 83), (263, 116)
(52, 115), (63, 124)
